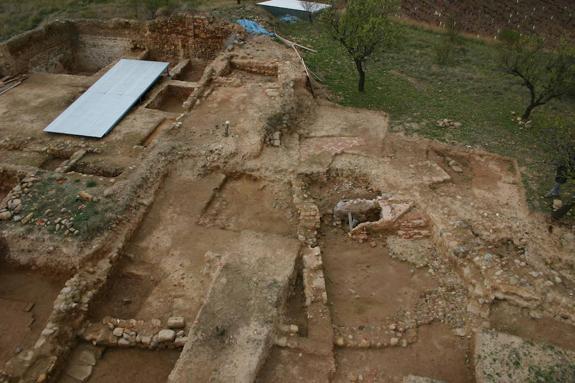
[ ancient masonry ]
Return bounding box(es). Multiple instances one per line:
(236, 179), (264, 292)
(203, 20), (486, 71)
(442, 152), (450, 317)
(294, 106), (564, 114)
(0, 11), (575, 383)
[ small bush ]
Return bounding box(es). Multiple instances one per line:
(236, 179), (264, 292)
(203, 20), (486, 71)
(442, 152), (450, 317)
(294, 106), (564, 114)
(434, 15), (465, 66)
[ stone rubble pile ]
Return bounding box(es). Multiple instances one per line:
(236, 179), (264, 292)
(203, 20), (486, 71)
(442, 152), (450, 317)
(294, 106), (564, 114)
(435, 119), (462, 129)
(0, 175), (39, 222)
(80, 316), (188, 349)
(0, 172), (105, 236)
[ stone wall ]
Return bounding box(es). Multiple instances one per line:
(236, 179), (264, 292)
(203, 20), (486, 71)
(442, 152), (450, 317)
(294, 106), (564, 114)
(0, 15), (242, 76)
(142, 15), (241, 61)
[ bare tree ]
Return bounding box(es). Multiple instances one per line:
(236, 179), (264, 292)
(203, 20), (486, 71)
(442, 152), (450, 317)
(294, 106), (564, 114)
(498, 30), (575, 120)
(299, 1), (323, 23)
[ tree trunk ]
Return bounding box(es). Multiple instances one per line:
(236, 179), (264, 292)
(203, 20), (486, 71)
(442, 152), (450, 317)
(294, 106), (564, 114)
(522, 102), (537, 120)
(552, 200), (575, 220)
(355, 59), (365, 92)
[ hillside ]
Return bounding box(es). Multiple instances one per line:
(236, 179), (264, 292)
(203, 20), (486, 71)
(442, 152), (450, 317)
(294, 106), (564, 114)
(401, 0), (575, 42)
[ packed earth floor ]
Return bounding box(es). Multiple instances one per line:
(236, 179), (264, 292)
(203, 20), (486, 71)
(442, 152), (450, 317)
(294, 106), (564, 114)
(0, 13), (575, 383)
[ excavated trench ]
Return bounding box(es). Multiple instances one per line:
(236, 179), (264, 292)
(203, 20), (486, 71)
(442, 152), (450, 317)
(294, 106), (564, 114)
(146, 85), (194, 114)
(57, 167), (300, 382)
(173, 59), (208, 82)
(303, 172), (473, 382)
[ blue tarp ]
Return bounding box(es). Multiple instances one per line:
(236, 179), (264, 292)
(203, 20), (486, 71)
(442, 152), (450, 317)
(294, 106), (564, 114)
(236, 19), (274, 36)
(279, 15), (300, 23)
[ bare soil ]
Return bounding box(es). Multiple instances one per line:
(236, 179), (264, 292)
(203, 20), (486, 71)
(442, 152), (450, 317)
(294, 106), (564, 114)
(257, 348), (333, 383)
(40, 156), (66, 171)
(334, 323), (474, 382)
(200, 175), (296, 236)
(87, 349), (180, 383)
(148, 86), (193, 114)
(142, 119), (174, 147)
(89, 266), (158, 320)
(322, 230), (438, 326)
(176, 60), (208, 82)
(116, 167), (239, 322)
(1, 18), (574, 383)
(0, 263), (64, 365)
(490, 300), (575, 352)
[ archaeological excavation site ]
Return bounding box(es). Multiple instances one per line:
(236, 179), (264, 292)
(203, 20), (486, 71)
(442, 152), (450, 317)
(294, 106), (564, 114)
(0, 9), (575, 383)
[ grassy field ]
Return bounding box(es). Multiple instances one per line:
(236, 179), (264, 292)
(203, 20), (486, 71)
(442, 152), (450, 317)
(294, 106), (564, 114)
(277, 20), (575, 215)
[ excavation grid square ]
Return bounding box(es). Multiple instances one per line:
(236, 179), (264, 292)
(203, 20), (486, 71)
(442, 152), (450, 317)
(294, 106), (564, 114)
(44, 59), (169, 138)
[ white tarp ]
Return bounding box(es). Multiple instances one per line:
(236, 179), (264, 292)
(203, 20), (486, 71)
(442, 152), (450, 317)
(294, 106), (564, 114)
(257, 0), (331, 13)
(44, 59), (168, 138)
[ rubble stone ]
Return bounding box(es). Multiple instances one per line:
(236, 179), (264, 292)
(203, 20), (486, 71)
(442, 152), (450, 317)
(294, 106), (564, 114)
(158, 329), (176, 342)
(167, 316), (186, 329)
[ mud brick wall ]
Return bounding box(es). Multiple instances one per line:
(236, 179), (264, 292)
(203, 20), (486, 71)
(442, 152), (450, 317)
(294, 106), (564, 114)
(0, 21), (75, 76)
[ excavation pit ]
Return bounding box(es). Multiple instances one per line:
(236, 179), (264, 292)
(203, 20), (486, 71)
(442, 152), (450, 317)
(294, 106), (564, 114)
(199, 174), (296, 236)
(302, 172), (379, 219)
(174, 59), (208, 82)
(146, 85), (194, 114)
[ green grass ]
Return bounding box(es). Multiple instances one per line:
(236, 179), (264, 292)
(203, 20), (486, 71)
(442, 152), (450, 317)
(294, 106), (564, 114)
(278, 20), (575, 215)
(19, 174), (115, 240)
